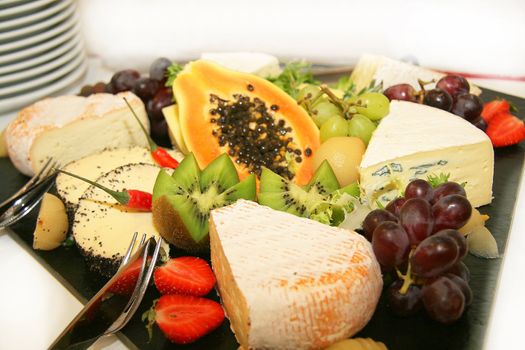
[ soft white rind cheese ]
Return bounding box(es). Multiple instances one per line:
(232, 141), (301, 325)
(56, 146), (183, 213)
(73, 163), (169, 276)
(360, 101), (494, 207)
(351, 54), (481, 95)
(200, 52), (281, 78)
(210, 200), (382, 350)
(5, 92), (149, 176)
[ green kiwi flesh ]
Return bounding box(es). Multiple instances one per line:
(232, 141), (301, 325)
(152, 153), (256, 252)
(258, 160), (360, 226)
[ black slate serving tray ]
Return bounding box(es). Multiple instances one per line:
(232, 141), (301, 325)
(1, 88), (524, 350)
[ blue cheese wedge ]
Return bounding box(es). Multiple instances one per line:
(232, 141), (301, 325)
(72, 163), (169, 277)
(209, 200), (382, 350)
(360, 101), (494, 207)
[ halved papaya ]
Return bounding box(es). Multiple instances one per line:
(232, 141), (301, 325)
(172, 60), (320, 186)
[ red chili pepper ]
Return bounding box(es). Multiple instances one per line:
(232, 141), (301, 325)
(123, 98), (180, 169)
(58, 170), (152, 211)
(152, 148), (180, 169)
(125, 189), (152, 211)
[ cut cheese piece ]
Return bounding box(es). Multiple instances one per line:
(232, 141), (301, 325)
(33, 193), (68, 251)
(350, 54), (481, 95)
(360, 101), (493, 208)
(0, 128), (7, 158)
(162, 104), (189, 154)
(200, 52), (281, 78)
(210, 200), (382, 350)
(72, 163), (169, 277)
(56, 146), (183, 214)
(5, 92), (149, 176)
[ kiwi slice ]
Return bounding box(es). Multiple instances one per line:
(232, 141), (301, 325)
(152, 153), (256, 252)
(259, 160), (359, 226)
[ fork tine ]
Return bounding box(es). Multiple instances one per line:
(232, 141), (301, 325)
(0, 172), (57, 229)
(0, 158), (55, 210)
(105, 237), (163, 334)
(33, 158), (55, 183)
(104, 237), (153, 334)
(37, 159), (60, 183)
(117, 232), (138, 271)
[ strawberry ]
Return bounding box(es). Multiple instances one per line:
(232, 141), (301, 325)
(481, 99), (510, 123)
(486, 112), (525, 147)
(154, 257), (216, 296)
(143, 295), (225, 344)
(108, 257), (146, 295)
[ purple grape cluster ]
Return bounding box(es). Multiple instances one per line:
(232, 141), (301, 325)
(384, 75), (486, 131)
(78, 57), (174, 146)
(362, 178), (473, 324)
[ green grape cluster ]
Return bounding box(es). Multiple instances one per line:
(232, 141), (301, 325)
(298, 84), (390, 145)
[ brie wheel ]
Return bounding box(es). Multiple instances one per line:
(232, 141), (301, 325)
(5, 92), (149, 176)
(210, 200), (382, 350)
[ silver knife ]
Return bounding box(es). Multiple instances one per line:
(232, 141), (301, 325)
(48, 236), (162, 350)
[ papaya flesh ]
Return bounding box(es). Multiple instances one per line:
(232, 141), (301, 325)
(173, 60), (320, 186)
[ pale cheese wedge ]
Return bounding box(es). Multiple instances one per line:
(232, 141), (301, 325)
(162, 104), (189, 154)
(0, 129), (7, 158)
(200, 52), (281, 78)
(5, 92), (149, 176)
(210, 200), (382, 350)
(33, 193), (68, 251)
(350, 54), (481, 95)
(360, 101), (493, 208)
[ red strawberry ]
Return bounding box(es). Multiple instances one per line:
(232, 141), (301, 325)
(486, 113), (525, 147)
(143, 295), (225, 344)
(108, 258), (145, 295)
(154, 257), (216, 296)
(481, 99), (510, 123)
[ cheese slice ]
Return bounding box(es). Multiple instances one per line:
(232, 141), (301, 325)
(5, 92), (149, 176)
(56, 146), (183, 214)
(209, 200), (382, 350)
(350, 54), (481, 95)
(72, 163), (169, 277)
(360, 101), (494, 208)
(200, 52), (281, 78)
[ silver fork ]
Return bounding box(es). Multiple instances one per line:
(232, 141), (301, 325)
(48, 233), (163, 350)
(0, 169), (58, 229)
(0, 158), (59, 211)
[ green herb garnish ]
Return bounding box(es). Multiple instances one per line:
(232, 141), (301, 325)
(427, 173), (450, 188)
(165, 62), (184, 87)
(267, 61), (319, 99)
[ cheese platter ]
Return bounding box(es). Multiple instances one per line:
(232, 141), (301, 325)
(1, 54), (524, 350)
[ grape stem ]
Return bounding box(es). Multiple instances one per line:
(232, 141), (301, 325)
(398, 248), (416, 295)
(318, 84), (364, 120)
(416, 78), (435, 103)
(298, 90), (324, 115)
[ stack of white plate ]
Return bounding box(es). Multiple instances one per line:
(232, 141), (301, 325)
(0, 0), (87, 113)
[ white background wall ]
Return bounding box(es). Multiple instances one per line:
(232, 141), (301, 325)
(79, 0), (525, 76)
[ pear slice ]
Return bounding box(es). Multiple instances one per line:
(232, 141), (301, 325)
(33, 193), (68, 250)
(467, 226), (499, 259)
